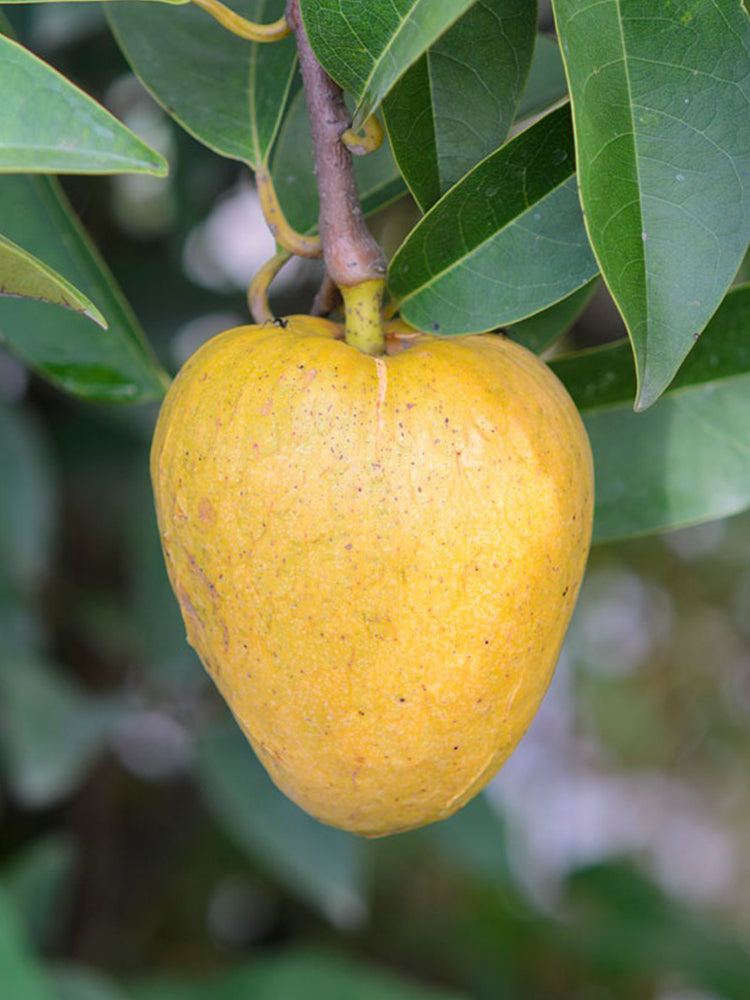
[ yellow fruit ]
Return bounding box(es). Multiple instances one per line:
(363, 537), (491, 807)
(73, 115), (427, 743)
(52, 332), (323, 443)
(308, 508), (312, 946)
(151, 316), (593, 837)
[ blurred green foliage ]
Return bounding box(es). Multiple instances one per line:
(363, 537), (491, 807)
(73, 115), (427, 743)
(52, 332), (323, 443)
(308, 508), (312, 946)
(2, 6), (750, 1000)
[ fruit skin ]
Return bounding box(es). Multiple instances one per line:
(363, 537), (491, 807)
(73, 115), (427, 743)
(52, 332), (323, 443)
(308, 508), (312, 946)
(151, 316), (593, 837)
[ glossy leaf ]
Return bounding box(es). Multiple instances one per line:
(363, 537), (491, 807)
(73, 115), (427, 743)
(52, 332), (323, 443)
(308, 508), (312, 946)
(0, 33), (166, 176)
(270, 88), (405, 234)
(389, 104), (598, 334)
(0, 174), (168, 402)
(132, 950), (470, 1000)
(553, 0), (750, 409)
(0, 400), (56, 594)
(299, 0), (477, 128)
(382, 0), (537, 211)
(195, 724), (367, 926)
(551, 284), (750, 540)
(0, 890), (53, 1000)
(0, 233), (106, 326)
(107, 0), (297, 168)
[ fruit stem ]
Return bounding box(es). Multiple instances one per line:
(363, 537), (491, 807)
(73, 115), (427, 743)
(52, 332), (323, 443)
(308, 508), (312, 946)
(341, 279), (386, 355)
(285, 0), (387, 354)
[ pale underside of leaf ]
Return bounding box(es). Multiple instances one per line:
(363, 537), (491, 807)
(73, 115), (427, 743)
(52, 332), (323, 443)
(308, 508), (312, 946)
(0, 233), (107, 327)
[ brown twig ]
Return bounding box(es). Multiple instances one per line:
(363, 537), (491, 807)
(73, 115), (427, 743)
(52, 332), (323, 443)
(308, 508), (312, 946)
(285, 0), (387, 290)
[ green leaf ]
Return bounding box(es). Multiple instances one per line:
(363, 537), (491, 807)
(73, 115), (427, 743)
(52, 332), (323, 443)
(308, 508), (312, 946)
(52, 966), (131, 1000)
(382, 0), (537, 211)
(132, 949), (470, 1000)
(0, 33), (166, 176)
(0, 889), (53, 1000)
(195, 724), (367, 926)
(270, 88), (405, 235)
(507, 277), (598, 353)
(389, 104), (598, 334)
(299, 0), (477, 128)
(564, 862), (750, 998)
(107, 0), (297, 168)
(0, 399), (56, 594)
(3, 0), (187, 3)
(0, 232), (106, 326)
(0, 174), (168, 402)
(0, 656), (120, 808)
(515, 33), (568, 122)
(2, 836), (76, 950)
(551, 283), (750, 540)
(552, 0), (750, 409)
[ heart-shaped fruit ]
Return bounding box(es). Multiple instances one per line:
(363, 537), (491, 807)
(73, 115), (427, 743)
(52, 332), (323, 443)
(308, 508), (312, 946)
(151, 316), (593, 836)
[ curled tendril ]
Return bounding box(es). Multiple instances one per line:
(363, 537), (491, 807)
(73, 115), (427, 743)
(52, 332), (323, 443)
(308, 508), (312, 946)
(341, 115), (384, 155)
(256, 166), (323, 259)
(191, 0), (290, 42)
(248, 250), (292, 324)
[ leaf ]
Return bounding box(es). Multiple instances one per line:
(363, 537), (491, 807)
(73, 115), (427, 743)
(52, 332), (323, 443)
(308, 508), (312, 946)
(195, 724), (367, 926)
(0, 399), (57, 594)
(507, 277), (598, 353)
(551, 283), (750, 540)
(382, 0), (537, 211)
(0, 33), (166, 176)
(0, 174), (168, 402)
(107, 0), (297, 168)
(564, 861), (750, 998)
(0, 233), (106, 326)
(552, 0), (750, 409)
(515, 33), (568, 122)
(52, 966), (131, 1000)
(270, 88), (405, 234)
(389, 104), (598, 334)
(298, 0), (477, 128)
(0, 889), (53, 1000)
(0, 656), (121, 808)
(2, 836), (76, 950)
(132, 949), (470, 1000)
(426, 793), (514, 886)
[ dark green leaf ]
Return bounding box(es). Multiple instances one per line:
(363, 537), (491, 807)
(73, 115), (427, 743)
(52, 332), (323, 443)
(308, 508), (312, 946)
(195, 724), (367, 925)
(132, 949), (470, 1000)
(0, 399), (56, 593)
(551, 284), (750, 540)
(507, 277), (598, 353)
(383, 0), (537, 211)
(271, 88), (405, 235)
(2, 836), (76, 950)
(0, 33), (166, 176)
(389, 104), (598, 334)
(553, 0), (750, 409)
(564, 862), (750, 999)
(0, 232), (106, 326)
(0, 175), (168, 402)
(107, 0), (297, 168)
(299, 0), (477, 128)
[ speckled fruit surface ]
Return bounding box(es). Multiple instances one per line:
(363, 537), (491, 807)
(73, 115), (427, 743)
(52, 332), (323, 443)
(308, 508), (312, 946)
(151, 317), (594, 836)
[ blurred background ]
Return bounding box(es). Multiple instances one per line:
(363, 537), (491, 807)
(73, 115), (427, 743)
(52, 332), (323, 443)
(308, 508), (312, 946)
(2, 4), (750, 999)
